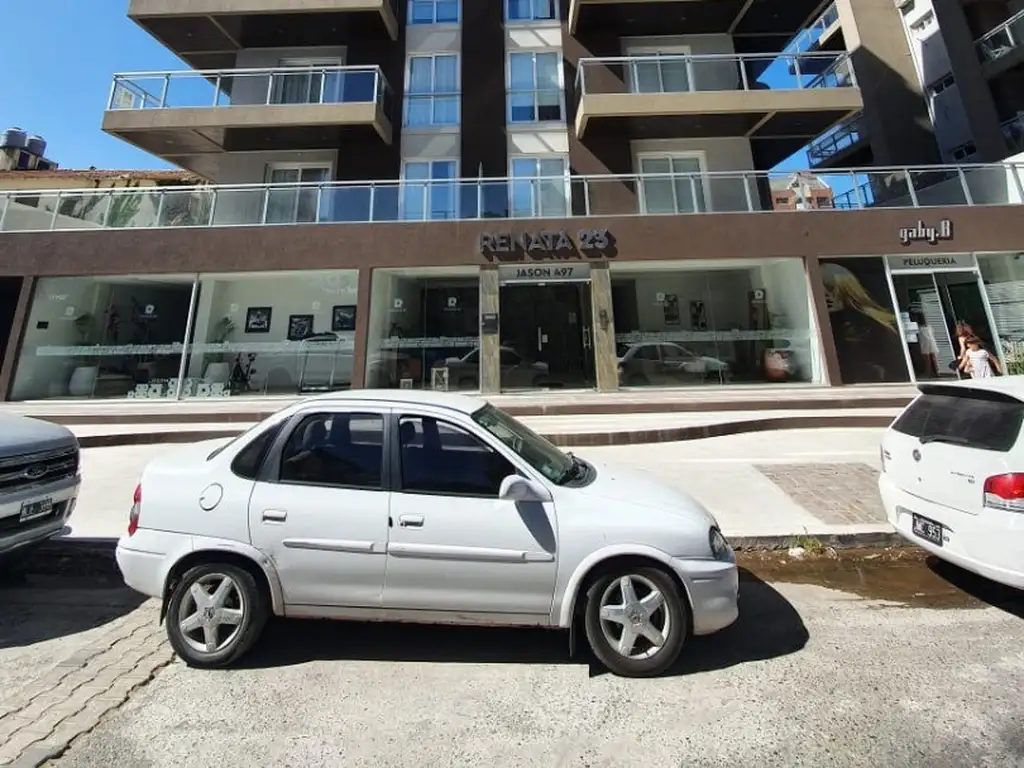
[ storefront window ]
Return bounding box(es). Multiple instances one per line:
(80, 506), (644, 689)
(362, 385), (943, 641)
(11, 275), (195, 400)
(610, 259), (821, 387)
(183, 270), (359, 398)
(365, 267), (480, 390)
(977, 253), (1024, 375)
(819, 257), (910, 384)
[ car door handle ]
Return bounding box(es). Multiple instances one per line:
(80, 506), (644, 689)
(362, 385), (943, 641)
(262, 509), (287, 523)
(398, 514), (424, 528)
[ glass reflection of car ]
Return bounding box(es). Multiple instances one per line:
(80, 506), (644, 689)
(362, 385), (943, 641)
(618, 342), (731, 386)
(434, 347), (550, 390)
(115, 390), (738, 677)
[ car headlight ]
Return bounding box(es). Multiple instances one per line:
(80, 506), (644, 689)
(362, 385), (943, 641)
(709, 527), (732, 561)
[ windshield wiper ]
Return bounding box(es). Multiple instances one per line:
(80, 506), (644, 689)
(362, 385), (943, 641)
(920, 434), (971, 446)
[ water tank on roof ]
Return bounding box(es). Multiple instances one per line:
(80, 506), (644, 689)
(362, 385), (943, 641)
(26, 135), (46, 157)
(0, 127), (27, 149)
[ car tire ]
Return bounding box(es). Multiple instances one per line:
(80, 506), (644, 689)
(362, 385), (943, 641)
(458, 377), (479, 390)
(583, 566), (687, 677)
(165, 562), (268, 669)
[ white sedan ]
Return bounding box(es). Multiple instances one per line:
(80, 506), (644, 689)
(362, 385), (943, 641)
(879, 376), (1024, 590)
(116, 390), (738, 677)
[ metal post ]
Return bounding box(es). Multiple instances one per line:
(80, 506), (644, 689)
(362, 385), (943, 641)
(100, 191), (115, 227)
(957, 166), (974, 205)
(583, 177), (591, 216)
(315, 185), (323, 222)
(49, 193), (62, 230)
(266, 71), (275, 105)
(175, 275), (201, 401)
(742, 174), (754, 211)
(260, 186), (271, 224)
(213, 74), (222, 106)
(476, 178), (483, 220)
(1011, 162), (1024, 202)
(905, 169), (919, 207)
(739, 57), (749, 90)
(793, 55), (802, 87)
(0, 195), (9, 231)
(846, 56), (858, 87)
(851, 172), (864, 208)
(154, 191), (166, 228)
(207, 188), (218, 226)
(689, 176), (700, 212)
(160, 74), (171, 108)
(107, 78), (119, 110)
(369, 183), (377, 222)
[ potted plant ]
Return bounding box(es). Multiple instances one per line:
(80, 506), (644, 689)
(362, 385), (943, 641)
(68, 313), (100, 397)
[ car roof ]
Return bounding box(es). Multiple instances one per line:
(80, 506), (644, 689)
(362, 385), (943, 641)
(919, 375), (1024, 400)
(295, 388), (489, 415)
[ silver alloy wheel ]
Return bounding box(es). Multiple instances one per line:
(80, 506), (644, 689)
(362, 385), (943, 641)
(598, 574), (670, 660)
(177, 572), (246, 655)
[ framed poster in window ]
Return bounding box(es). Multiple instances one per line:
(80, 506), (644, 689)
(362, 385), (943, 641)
(287, 314), (315, 341)
(245, 306), (272, 333)
(331, 305), (357, 332)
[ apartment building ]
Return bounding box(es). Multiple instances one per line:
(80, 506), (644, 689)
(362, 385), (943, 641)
(2, 0), (1024, 404)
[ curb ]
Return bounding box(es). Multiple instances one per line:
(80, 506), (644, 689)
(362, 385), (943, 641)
(8, 532), (908, 581)
(24, 395), (914, 426)
(75, 414), (895, 450)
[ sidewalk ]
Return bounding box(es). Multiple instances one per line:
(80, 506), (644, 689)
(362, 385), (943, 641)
(66, 427), (895, 547)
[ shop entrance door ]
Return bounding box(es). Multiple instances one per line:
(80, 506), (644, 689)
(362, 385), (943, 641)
(890, 269), (1001, 381)
(0, 278), (22, 375)
(498, 281), (595, 390)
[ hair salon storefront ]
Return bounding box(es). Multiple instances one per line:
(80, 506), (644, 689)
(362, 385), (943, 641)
(2, 205), (1024, 402)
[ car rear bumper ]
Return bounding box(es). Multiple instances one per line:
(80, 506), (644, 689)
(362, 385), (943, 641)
(116, 530), (183, 599)
(0, 476), (80, 558)
(879, 473), (1024, 590)
(675, 557), (739, 635)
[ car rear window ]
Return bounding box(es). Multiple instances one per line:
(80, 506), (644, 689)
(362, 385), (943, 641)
(892, 386), (1024, 453)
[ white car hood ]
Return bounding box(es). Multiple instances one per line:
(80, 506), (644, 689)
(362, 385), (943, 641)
(576, 459), (718, 528)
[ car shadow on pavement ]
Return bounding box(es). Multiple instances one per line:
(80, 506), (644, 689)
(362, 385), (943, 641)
(0, 539), (146, 649)
(238, 568), (808, 677)
(927, 557), (1024, 619)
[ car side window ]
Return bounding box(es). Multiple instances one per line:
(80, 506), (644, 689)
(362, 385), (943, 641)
(499, 349), (520, 366)
(398, 415), (516, 497)
(661, 345), (682, 360)
(230, 422), (284, 480)
(279, 412), (384, 490)
(635, 345), (658, 361)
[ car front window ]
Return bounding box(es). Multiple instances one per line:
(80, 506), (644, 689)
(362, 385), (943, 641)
(471, 404), (571, 485)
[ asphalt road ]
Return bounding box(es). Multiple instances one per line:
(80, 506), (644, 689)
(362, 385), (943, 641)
(34, 553), (1024, 768)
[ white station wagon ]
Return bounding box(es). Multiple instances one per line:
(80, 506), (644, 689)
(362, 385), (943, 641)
(116, 390), (738, 677)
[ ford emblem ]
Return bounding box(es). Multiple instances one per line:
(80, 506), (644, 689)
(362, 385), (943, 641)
(912, 449), (921, 462)
(22, 464), (47, 480)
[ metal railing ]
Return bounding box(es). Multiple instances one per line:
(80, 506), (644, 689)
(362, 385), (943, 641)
(107, 65), (393, 114)
(807, 112), (867, 165)
(575, 52), (856, 96)
(783, 1), (841, 55)
(1002, 114), (1024, 153)
(1, 163), (1022, 234)
(976, 8), (1024, 64)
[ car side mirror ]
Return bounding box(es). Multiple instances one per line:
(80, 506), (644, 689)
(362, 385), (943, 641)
(498, 475), (551, 503)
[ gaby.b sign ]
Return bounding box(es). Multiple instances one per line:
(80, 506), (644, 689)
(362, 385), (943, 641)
(899, 218), (953, 247)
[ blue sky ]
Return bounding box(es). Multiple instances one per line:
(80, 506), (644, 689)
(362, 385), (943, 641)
(0, 1), (809, 172)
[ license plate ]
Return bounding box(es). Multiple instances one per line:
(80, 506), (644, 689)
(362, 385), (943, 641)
(19, 497), (53, 523)
(912, 512), (944, 547)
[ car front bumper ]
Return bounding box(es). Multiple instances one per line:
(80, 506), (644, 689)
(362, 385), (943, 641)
(879, 472), (1024, 591)
(674, 556), (739, 635)
(0, 476), (79, 558)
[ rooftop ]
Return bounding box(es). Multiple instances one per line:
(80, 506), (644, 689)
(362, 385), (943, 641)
(0, 169), (203, 183)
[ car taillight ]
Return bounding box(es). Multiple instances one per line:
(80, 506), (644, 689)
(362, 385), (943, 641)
(983, 473), (1024, 512)
(128, 483), (141, 536)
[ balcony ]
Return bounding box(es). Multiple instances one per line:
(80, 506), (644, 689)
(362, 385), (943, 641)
(1003, 114), (1024, 154)
(575, 52), (862, 163)
(975, 8), (1024, 77)
(783, 2), (842, 63)
(1, 163), (1021, 234)
(568, 0), (827, 38)
(807, 112), (868, 167)
(128, 0), (398, 69)
(102, 66), (394, 169)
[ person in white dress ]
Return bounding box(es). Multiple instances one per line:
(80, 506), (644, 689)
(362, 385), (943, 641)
(962, 336), (1002, 379)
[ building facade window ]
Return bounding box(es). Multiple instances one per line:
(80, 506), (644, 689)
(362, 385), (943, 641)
(637, 154), (707, 214)
(401, 160), (458, 220)
(505, 0), (557, 22)
(270, 58), (343, 105)
(365, 267), (481, 391)
(611, 259), (822, 388)
(628, 52), (692, 94)
(509, 156), (569, 218)
(264, 164), (332, 224)
(405, 54), (460, 127)
(408, 0), (459, 24)
(507, 51), (563, 124)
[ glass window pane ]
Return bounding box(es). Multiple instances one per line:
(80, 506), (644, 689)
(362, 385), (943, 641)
(408, 58), (433, 92)
(366, 269), (481, 391)
(280, 413), (384, 488)
(511, 158), (537, 177)
(536, 53), (560, 87)
(404, 162), (430, 181)
(632, 61), (663, 93)
(511, 180), (536, 217)
(437, 0), (459, 21)
(538, 178), (567, 216)
(405, 97), (432, 125)
(640, 158), (671, 175)
(660, 60), (690, 92)
(507, 0), (530, 20)
(641, 179), (676, 214)
(509, 54), (535, 88)
(509, 92), (535, 122)
(531, 0), (555, 19)
(433, 95), (459, 124)
(411, 0), (434, 23)
(539, 158), (565, 177)
(536, 91), (562, 121)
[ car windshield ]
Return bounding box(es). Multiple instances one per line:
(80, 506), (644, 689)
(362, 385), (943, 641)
(471, 403), (573, 484)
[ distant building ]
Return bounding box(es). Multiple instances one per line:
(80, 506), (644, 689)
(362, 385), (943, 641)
(770, 172), (835, 210)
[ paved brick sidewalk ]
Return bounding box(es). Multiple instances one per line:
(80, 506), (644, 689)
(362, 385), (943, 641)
(755, 463), (887, 526)
(0, 584), (171, 768)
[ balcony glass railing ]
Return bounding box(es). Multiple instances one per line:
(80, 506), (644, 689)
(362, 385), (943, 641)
(107, 66), (393, 115)
(976, 8), (1024, 64)
(807, 112), (866, 165)
(1, 164), (1022, 233)
(783, 2), (841, 56)
(576, 52), (856, 97)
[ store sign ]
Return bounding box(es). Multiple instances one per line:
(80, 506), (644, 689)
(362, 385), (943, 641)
(886, 252), (977, 272)
(898, 218), (953, 247)
(498, 264), (592, 285)
(478, 228), (611, 260)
